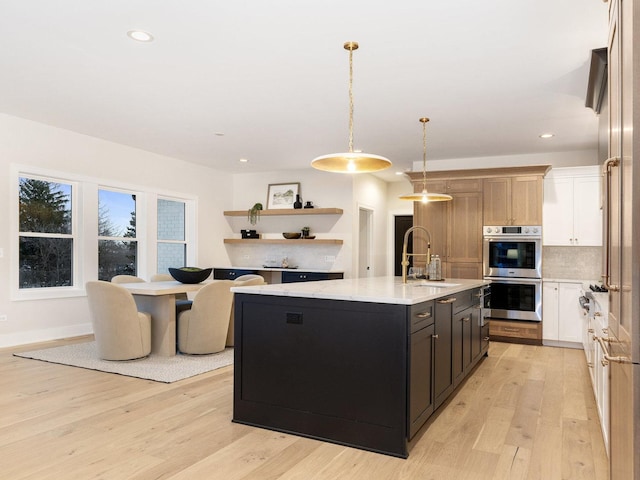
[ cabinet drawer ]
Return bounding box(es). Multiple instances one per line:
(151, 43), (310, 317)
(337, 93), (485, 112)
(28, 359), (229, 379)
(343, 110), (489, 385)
(409, 301), (435, 333)
(281, 271), (344, 283)
(451, 288), (481, 313)
(489, 320), (541, 340)
(213, 268), (258, 280)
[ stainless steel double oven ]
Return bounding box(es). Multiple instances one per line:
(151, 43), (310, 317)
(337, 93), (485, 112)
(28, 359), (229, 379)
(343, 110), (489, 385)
(483, 225), (542, 322)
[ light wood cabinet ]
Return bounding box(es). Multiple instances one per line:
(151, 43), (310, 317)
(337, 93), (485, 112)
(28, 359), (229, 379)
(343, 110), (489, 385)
(483, 175), (543, 226)
(406, 167), (549, 280)
(414, 179), (482, 279)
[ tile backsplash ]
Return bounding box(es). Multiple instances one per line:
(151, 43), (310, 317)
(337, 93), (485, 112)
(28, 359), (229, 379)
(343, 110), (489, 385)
(542, 246), (602, 281)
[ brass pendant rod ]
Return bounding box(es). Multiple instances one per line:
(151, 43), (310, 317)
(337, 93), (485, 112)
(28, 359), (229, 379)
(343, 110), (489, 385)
(345, 41), (358, 154)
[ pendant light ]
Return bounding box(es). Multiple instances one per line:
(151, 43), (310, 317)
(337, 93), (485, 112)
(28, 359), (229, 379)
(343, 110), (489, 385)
(399, 117), (452, 202)
(311, 42), (392, 173)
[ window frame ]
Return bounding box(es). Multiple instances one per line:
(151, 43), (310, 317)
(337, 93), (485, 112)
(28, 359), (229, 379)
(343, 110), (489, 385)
(11, 164), (198, 301)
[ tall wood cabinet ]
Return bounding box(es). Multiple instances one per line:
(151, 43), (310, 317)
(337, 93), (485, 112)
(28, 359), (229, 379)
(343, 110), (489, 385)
(413, 178), (483, 279)
(406, 166), (550, 280)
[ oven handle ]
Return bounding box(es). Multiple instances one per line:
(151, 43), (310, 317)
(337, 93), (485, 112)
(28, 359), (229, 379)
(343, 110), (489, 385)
(602, 156), (620, 292)
(483, 277), (541, 285)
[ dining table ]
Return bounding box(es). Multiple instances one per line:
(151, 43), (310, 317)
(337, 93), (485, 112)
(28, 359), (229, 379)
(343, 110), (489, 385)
(118, 280), (211, 356)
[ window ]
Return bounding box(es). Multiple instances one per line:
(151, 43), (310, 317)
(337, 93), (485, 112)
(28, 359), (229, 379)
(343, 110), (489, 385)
(14, 166), (197, 298)
(157, 198), (186, 273)
(18, 176), (74, 289)
(98, 189), (138, 281)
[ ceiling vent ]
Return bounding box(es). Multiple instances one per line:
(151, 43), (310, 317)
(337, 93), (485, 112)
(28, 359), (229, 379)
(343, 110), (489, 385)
(585, 48), (607, 114)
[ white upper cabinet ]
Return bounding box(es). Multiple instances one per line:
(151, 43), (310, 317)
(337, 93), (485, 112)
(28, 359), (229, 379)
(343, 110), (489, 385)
(543, 166), (602, 246)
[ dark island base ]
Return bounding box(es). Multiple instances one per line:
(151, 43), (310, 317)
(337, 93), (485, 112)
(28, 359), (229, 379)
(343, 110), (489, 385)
(232, 287), (487, 458)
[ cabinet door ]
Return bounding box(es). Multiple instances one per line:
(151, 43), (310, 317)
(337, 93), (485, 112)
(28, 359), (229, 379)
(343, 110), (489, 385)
(573, 176), (602, 246)
(470, 304), (482, 363)
(414, 200), (447, 269)
(511, 176), (543, 225)
(483, 177), (511, 225)
(543, 176), (574, 246)
(452, 308), (465, 386)
(409, 323), (434, 439)
(558, 282), (582, 343)
(447, 262), (482, 280)
(448, 192), (483, 263)
(542, 282), (559, 341)
(433, 299), (454, 408)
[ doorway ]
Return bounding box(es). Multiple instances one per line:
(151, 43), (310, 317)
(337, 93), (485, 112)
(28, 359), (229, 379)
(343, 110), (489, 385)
(394, 215), (413, 276)
(358, 207), (373, 278)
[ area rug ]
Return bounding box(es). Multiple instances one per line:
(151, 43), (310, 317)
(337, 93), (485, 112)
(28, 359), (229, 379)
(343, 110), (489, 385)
(14, 342), (234, 383)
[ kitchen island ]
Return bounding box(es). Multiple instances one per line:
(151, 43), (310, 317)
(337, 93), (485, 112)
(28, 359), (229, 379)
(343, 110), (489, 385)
(231, 276), (490, 458)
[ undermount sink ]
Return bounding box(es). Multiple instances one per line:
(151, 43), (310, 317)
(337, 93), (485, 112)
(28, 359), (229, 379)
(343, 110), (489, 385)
(412, 281), (461, 288)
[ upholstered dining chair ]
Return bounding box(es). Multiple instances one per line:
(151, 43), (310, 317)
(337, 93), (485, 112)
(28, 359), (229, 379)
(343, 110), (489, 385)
(111, 275), (145, 284)
(177, 280), (235, 355)
(85, 281), (152, 361)
(226, 275), (267, 347)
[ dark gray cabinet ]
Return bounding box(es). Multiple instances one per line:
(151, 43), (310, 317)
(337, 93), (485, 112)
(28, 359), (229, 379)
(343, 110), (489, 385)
(233, 284), (488, 458)
(213, 268), (258, 280)
(433, 297), (454, 409)
(408, 301), (434, 439)
(281, 271), (344, 283)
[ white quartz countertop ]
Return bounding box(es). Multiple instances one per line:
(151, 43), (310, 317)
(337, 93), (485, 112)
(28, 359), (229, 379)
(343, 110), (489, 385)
(231, 276), (489, 305)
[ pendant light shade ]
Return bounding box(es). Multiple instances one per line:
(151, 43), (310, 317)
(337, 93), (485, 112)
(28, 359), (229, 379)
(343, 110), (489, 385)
(311, 42), (392, 173)
(399, 117), (452, 202)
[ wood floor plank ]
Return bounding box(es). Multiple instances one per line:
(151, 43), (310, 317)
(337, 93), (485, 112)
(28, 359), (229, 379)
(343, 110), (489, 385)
(0, 340), (609, 480)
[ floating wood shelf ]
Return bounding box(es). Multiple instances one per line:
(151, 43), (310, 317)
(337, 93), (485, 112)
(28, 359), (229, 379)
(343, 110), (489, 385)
(224, 238), (343, 245)
(224, 208), (343, 217)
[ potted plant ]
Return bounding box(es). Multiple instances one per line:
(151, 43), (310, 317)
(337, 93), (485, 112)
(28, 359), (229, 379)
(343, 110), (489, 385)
(247, 202), (263, 225)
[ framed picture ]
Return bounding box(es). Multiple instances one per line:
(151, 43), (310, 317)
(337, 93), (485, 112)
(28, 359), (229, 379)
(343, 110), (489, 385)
(266, 182), (300, 209)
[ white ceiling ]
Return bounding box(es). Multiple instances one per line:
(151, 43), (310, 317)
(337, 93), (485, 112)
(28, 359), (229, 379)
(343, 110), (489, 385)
(0, 1), (608, 182)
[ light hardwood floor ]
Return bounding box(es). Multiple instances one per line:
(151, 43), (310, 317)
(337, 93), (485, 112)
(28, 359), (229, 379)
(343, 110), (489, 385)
(1, 338), (609, 479)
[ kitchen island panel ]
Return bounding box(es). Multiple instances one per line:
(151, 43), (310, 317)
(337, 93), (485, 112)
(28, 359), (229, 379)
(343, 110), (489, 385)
(233, 294), (409, 457)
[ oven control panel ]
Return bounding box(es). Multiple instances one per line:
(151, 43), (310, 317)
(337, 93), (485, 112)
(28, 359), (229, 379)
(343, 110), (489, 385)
(484, 225), (541, 236)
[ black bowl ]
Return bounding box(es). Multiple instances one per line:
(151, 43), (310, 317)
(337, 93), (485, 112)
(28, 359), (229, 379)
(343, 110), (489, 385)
(168, 267), (212, 284)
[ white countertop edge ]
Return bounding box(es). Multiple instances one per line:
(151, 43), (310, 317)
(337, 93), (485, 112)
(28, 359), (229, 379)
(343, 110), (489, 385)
(231, 276), (489, 305)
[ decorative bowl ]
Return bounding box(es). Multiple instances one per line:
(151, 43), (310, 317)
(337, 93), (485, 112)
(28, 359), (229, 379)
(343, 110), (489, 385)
(282, 232), (302, 239)
(303, 235), (316, 240)
(168, 267), (212, 284)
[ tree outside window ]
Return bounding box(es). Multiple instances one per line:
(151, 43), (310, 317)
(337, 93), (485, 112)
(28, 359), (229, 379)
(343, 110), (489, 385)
(18, 177), (73, 288)
(98, 189), (137, 281)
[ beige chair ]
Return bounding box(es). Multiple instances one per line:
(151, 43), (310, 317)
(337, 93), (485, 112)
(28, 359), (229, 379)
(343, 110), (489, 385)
(177, 280), (235, 355)
(111, 275), (145, 284)
(226, 275), (267, 346)
(85, 281), (152, 361)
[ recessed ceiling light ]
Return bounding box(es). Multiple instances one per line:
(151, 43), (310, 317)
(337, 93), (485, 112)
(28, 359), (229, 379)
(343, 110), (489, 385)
(539, 133), (554, 139)
(239, 158), (248, 163)
(214, 132), (225, 137)
(395, 171), (405, 176)
(127, 30), (154, 43)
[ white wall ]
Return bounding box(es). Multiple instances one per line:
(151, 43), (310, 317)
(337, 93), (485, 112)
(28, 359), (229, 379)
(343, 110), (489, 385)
(0, 114), (232, 347)
(229, 170), (355, 275)
(353, 174), (389, 276)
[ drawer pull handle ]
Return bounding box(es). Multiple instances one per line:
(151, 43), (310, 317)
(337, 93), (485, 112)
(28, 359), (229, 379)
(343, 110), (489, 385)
(416, 312), (432, 319)
(503, 327), (520, 332)
(437, 297), (457, 304)
(483, 336), (490, 341)
(462, 317), (470, 322)
(432, 334), (439, 339)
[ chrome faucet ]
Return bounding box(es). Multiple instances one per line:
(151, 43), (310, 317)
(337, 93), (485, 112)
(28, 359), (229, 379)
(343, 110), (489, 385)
(402, 226), (432, 284)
